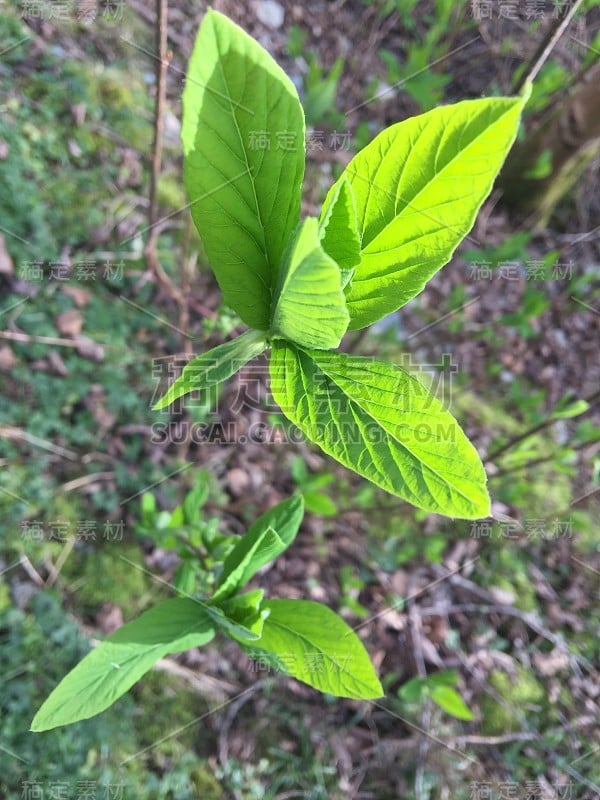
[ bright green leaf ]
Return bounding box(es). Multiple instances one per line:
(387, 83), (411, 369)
(291, 455), (308, 484)
(168, 504), (185, 528)
(270, 341), (490, 518)
(429, 685), (475, 721)
(212, 494), (304, 600)
(31, 599), (215, 731)
(319, 177), (361, 286)
(303, 490), (337, 517)
(398, 677), (426, 702)
(212, 589), (269, 641)
(427, 669), (459, 687)
(183, 474), (210, 524)
(182, 9), (305, 329)
(270, 217), (350, 349)
(204, 601), (266, 642)
(153, 330), (267, 410)
(218, 588), (264, 618)
(305, 472), (334, 490)
(321, 95), (526, 329)
(174, 561), (197, 595)
(141, 492), (156, 525)
(246, 599), (383, 699)
(552, 399), (589, 420)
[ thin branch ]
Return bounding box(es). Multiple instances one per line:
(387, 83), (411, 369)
(0, 425), (78, 461)
(0, 330), (98, 349)
(19, 555), (45, 587)
(59, 472), (115, 493)
(486, 388), (600, 462)
(144, 0), (184, 309)
(147, 0), (168, 249)
(489, 437), (598, 480)
(46, 536), (77, 588)
(513, 0), (587, 93)
(152, 656), (237, 704)
(455, 732), (536, 746)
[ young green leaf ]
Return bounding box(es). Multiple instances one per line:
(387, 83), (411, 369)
(212, 494), (304, 601)
(429, 685), (475, 721)
(320, 95), (526, 329)
(270, 341), (490, 519)
(270, 217), (350, 350)
(174, 560), (197, 595)
(246, 599), (383, 699)
(140, 492), (156, 525)
(398, 677), (426, 703)
(31, 599), (215, 732)
(427, 668), (460, 687)
(153, 330), (267, 410)
(217, 588), (264, 619)
(302, 490), (337, 517)
(204, 600), (266, 642)
(208, 589), (269, 643)
(183, 474), (210, 524)
(182, 9), (305, 329)
(551, 398), (589, 420)
(319, 177), (361, 286)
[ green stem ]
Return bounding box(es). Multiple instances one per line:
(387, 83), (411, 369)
(486, 389), (600, 463)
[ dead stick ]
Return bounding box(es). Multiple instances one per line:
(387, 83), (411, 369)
(513, 0), (586, 93)
(147, 0), (168, 248)
(0, 425), (78, 460)
(144, 0), (182, 303)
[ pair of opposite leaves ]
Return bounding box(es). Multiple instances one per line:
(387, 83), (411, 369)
(31, 494), (384, 732)
(158, 9), (528, 520)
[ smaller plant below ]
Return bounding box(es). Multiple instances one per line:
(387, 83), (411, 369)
(31, 494), (383, 732)
(398, 669), (475, 721)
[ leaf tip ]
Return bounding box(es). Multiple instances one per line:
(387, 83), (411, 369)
(29, 715), (48, 733)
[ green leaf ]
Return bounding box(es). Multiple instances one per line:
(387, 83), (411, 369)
(218, 588), (264, 618)
(211, 589), (269, 641)
(398, 677), (426, 702)
(212, 494), (304, 601)
(246, 599), (383, 699)
(174, 560), (197, 595)
(551, 399), (589, 420)
(319, 177), (361, 286)
(427, 668), (460, 687)
(291, 455), (308, 484)
(182, 9), (305, 329)
(153, 330), (267, 410)
(303, 490), (337, 517)
(523, 147), (552, 179)
(204, 600), (265, 642)
(140, 492), (156, 525)
(183, 474), (210, 524)
(270, 341), (490, 518)
(321, 96), (526, 329)
(429, 685), (475, 721)
(31, 599), (215, 731)
(270, 217), (350, 350)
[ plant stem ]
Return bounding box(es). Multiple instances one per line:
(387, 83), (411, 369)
(147, 0), (168, 247)
(486, 388), (600, 462)
(489, 438), (598, 480)
(144, 0), (184, 311)
(513, 0), (586, 94)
